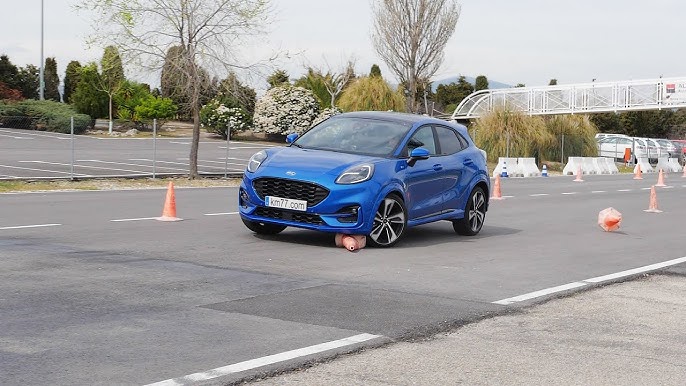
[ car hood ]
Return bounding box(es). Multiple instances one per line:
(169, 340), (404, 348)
(257, 147), (380, 180)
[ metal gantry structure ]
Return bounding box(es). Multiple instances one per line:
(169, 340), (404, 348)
(451, 77), (686, 120)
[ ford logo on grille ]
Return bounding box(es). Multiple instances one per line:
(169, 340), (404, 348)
(286, 171), (296, 176)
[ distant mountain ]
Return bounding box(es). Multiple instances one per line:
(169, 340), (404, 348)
(431, 76), (512, 91)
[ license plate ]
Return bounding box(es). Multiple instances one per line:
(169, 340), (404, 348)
(265, 196), (308, 212)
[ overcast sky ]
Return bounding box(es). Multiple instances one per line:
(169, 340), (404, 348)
(2, 0), (684, 91)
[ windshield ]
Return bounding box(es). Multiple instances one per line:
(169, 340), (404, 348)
(294, 117), (411, 156)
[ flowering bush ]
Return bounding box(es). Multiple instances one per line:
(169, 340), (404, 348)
(312, 106), (342, 126)
(252, 85), (320, 135)
(201, 98), (249, 139)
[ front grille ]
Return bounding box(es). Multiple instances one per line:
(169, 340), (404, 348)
(252, 178), (329, 206)
(255, 207), (324, 225)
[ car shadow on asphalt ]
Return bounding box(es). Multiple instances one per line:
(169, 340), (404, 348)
(251, 224), (521, 249)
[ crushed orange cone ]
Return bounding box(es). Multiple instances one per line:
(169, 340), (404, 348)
(633, 164), (643, 180)
(598, 207), (622, 232)
(574, 166), (583, 182)
(644, 185), (662, 213)
(491, 174), (504, 200)
(335, 234), (366, 251)
(655, 169), (666, 187)
(156, 181), (183, 221)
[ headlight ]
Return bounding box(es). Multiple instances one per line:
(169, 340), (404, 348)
(336, 164), (374, 184)
(247, 150), (267, 173)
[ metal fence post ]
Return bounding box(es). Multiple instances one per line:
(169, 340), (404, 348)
(506, 131), (510, 158)
(224, 124), (230, 178)
(70, 116), (75, 180)
(153, 118), (157, 179)
(561, 134), (565, 164)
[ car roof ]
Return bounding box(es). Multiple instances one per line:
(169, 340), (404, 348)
(335, 111), (459, 127)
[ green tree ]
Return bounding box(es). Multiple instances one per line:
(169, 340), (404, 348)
(369, 64), (382, 78)
(114, 80), (152, 120)
(63, 61), (82, 103)
(475, 75), (489, 91)
(80, 0), (273, 178)
(515, 83), (526, 88)
(589, 112), (621, 134)
(267, 69), (289, 88)
(134, 95), (177, 120)
(338, 76), (405, 112)
(16, 65), (39, 99)
(159, 45), (213, 120)
(435, 76), (473, 108)
(44, 57), (60, 101)
(548, 79), (558, 86)
(217, 72), (256, 118)
(0, 55), (19, 89)
(100, 46), (125, 132)
(71, 62), (108, 118)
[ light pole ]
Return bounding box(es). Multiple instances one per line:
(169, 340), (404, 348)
(39, 0), (44, 100)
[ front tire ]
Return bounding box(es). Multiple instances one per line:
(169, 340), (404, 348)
(367, 194), (407, 248)
(241, 218), (287, 235)
(453, 186), (486, 236)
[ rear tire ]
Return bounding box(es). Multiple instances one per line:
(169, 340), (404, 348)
(241, 218), (287, 235)
(453, 186), (486, 236)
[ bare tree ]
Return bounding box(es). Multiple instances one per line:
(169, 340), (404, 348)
(371, 0), (461, 113)
(322, 60), (356, 109)
(79, 0), (273, 178)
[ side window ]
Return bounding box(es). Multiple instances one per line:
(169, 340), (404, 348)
(436, 126), (465, 155)
(405, 125), (436, 156)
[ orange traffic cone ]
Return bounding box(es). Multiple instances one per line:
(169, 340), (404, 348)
(335, 234), (366, 251)
(491, 174), (504, 200)
(655, 169), (666, 187)
(573, 166), (583, 182)
(644, 185), (662, 213)
(633, 164), (643, 180)
(157, 181), (183, 221)
(598, 207), (622, 232)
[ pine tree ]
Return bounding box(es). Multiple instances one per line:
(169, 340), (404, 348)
(63, 61), (82, 103)
(44, 57), (60, 101)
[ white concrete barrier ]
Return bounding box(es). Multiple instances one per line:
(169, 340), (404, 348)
(655, 157), (672, 173)
(563, 157), (583, 175)
(667, 158), (682, 172)
(518, 157), (540, 177)
(603, 157), (620, 174)
(582, 157), (601, 174)
(593, 157), (609, 174)
(634, 157), (655, 173)
(492, 157), (521, 177)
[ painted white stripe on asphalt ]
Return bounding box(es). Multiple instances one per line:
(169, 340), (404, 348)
(493, 282), (587, 305)
(663, 186), (674, 189)
(0, 223), (61, 230)
(591, 190), (606, 193)
(583, 256), (686, 283)
(145, 333), (381, 386)
(529, 193), (549, 197)
(617, 189), (631, 192)
(203, 212), (239, 216)
(641, 187), (652, 190)
(0, 164), (89, 176)
(494, 256), (686, 305)
(0, 133), (32, 139)
(110, 217), (158, 222)
(501, 195), (514, 198)
(78, 159), (188, 172)
(20, 160), (147, 174)
(561, 192), (576, 195)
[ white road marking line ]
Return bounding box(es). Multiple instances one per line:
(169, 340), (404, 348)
(493, 255), (686, 305)
(110, 217), (159, 222)
(591, 190), (606, 193)
(19, 160), (147, 174)
(617, 189), (632, 192)
(127, 159), (239, 171)
(492, 282), (587, 305)
(663, 186), (674, 189)
(77, 159), (188, 172)
(583, 256), (686, 283)
(561, 192), (577, 195)
(0, 133), (32, 139)
(529, 193), (549, 197)
(145, 333), (381, 386)
(178, 158), (246, 167)
(501, 195), (514, 198)
(0, 223), (62, 230)
(0, 163), (89, 176)
(0, 129), (70, 140)
(641, 187), (652, 190)
(203, 212), (239, 216)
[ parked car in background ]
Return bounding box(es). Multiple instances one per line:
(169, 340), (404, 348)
(239, 111), (491, 247)
(597, 136), (648, 162)
(672, 139), (686, 164)
(641, 138), (662, 162)
(655, 139), (678, 158)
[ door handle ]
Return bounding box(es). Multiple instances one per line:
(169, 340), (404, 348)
(433, 164), (443, 171)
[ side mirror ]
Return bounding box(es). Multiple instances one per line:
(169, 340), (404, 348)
(407, 147), (430, 167)
(286, 133), (299, 144)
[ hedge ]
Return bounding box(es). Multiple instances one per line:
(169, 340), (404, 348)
(0, 100), (93, 134)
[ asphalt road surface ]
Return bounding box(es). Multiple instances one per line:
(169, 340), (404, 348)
(0, 128), (271, 179)
(1, 173), (685, 385)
